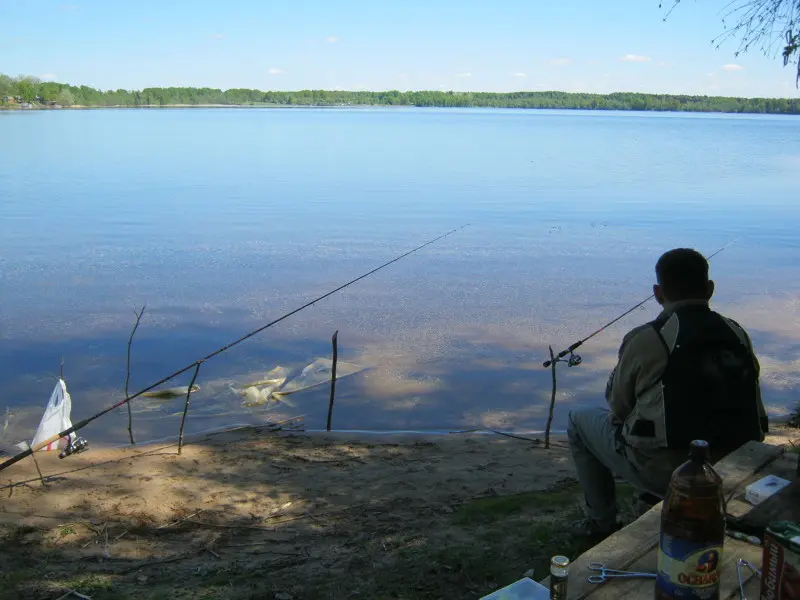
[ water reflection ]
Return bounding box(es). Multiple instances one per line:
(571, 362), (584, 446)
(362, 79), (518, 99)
(1, 292), (796, 452)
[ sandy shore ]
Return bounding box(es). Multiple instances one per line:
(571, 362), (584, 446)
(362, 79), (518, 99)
(0, 424), (797, 600)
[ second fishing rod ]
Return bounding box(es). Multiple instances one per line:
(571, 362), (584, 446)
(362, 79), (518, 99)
(543, 239), (740, 368)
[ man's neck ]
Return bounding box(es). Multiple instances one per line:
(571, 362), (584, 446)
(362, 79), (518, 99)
(660, 298), (709, 317)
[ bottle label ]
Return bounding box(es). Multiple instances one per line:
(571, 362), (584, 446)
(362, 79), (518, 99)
(656, 532), (723, 599)
(549, 577), (568, 600)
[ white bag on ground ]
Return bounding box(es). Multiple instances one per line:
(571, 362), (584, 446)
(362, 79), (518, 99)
(29, 379), (77, 451)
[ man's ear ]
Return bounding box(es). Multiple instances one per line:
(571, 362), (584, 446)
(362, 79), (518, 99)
(707, 280), (715, 300)
(653, 283), (665, 305)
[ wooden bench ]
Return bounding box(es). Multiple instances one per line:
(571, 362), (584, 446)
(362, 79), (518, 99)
(539, 441), (799, 599)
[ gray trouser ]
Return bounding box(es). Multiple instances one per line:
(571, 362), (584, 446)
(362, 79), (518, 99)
(567, 407), (671, 530)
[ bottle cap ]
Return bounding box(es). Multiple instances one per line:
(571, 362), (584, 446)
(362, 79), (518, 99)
(689, 439), (710, 461)
(551, 555), (570, 568)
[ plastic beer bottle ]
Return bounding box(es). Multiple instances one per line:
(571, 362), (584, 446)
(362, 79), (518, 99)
(655, 440), (725, 600)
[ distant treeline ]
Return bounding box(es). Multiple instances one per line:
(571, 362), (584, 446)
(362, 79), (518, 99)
(2, 73), (799, 114)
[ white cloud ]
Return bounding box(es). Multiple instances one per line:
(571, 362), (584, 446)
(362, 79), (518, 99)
(722, 63), (745, 71)
(548, 58), (572, 66)
(456, 72), (472, 78)
(40, 73), (57, 81)
(621, 54), (652, 63)
(513, 72), (527, 78)
(210, 33), (225, 40)
(325, 36), (339, 43)
(268, 67), (285, 75)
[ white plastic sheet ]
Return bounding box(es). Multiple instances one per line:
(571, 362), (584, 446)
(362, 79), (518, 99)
(275, 358), (364, 397)
(233, 359), (365, 408)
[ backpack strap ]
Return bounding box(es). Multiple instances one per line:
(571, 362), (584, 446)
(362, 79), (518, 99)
(649, 312), (672, 356)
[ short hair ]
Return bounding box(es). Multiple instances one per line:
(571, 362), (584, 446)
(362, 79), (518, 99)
(655, 248), (710, 300)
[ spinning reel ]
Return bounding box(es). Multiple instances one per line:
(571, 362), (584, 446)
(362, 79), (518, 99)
(59, 437), (89, 459)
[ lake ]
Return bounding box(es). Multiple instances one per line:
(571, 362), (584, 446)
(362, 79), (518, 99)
(1, 107), (799, 449)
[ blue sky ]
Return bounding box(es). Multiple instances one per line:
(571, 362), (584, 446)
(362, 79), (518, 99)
(1, 0), (797, 97)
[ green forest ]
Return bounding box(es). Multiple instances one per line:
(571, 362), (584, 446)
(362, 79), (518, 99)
(2, 73), (799, 114)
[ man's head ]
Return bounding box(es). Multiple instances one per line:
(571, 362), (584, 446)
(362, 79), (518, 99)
(653, 248), (714, 305)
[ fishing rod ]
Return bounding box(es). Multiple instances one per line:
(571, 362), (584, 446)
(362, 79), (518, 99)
(0, 225), (469, 473)
(543, 238), (740, 368)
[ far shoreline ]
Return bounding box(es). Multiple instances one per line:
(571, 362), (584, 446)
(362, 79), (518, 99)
(2, 102), (799, 117)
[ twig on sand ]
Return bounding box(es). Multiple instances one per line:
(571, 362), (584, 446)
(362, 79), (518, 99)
(124, 305), (146, 445)
(118, 553), (195, 574)
(266, 501), (374, 524)
(55, 590), (93, 600)
(82, 522), (108, 548)
(184, 520), (282, 532)
(488, 430), (541, 444)
(545, 345), (557, 449)
(448, 428), (542, 444)
(178, 363), (202, 455)
(220, 543), (304, 553)
(157, 509), (205, 530)
(287, 454), (365, 464)
(253, 415), (305, 431)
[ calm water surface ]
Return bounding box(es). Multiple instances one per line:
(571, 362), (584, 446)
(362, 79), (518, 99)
(1, 107), (799, 448)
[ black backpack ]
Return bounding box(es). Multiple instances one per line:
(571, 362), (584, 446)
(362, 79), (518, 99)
(651, 305), (763, 454)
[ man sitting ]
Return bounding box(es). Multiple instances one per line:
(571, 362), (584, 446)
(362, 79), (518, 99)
(567, 248), (768, 539)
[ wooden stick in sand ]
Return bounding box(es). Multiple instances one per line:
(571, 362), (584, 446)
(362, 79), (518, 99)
(177, 363), (202, 455)
(30, 448), (46, 487)
(326, 330), (339, 432)
(545, 345), (557, 449)
(124, 305), (146, 445)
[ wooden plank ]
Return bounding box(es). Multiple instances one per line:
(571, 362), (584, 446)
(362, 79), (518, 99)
(539, 441), (784, 599)
(725, 453), (796, 520)
(585, 537), (763, 600)
(712, 441), (786, 490)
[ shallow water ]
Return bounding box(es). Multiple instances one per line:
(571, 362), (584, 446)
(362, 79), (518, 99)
(1, 107), (798, 448)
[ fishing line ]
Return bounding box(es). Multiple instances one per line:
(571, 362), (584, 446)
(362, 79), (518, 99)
(543, 238), (740, 368)
(0, 224), (469, 472)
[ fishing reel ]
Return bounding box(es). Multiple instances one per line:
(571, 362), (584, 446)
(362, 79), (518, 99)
(566, 352), (582, 367)
(543, 348), (583, 369)
(59, 437), (89, 459)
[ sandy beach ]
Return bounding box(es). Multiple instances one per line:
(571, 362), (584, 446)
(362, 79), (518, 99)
(1, 423), (797, 600)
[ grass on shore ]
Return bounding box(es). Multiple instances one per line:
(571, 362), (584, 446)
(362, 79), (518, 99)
(0, 481), (639, 600)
